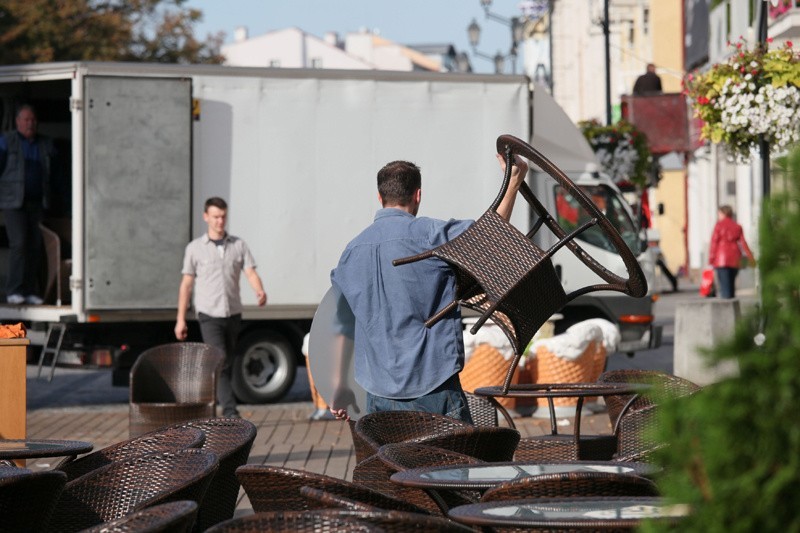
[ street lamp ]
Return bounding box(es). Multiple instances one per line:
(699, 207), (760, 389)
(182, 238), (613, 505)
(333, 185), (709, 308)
(466, 0), (525, 74)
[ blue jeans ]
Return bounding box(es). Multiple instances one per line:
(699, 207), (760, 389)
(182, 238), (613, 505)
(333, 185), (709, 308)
(366, 374), (473, 424)
(715, 267), (738, 299)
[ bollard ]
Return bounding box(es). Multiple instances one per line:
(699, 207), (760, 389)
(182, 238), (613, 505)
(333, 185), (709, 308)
(674, 299), (740, 385)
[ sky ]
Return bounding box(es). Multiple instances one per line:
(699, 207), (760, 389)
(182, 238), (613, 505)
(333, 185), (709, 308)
(185, 0), (535, 74)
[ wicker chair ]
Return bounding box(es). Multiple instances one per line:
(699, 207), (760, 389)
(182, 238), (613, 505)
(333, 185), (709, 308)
(128, 342), (224, 438)
(55, 426), (206, 481)
(173, 418), (257, 531)
(48, 449), (218, 532)
(206, 510), (472, 533)
(235, 464), (431, 515)
(392, 134), (647, 395)
(0, 466), (67, 532)
(598, 370), (702, 426)
(76, 500), (198, 533)
(351, 411), (472, 463)
(480, 471), (660, 502)
(465, 391), (516, 427)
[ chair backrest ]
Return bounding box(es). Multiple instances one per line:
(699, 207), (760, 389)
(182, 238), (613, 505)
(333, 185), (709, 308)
(129, 342), (224, 403)
(0, 466), (67, 532)
(464, 391), (499, 427)
(178, 418), (257, 531)
(56, 426), (206, 481)
(598, 370), (701, 426)
(319, 509), (474, 532)
(235, 464), (428, 515)
(76, 500), (199, 533)
(204, 511), (380, 532)
(352, 411), (472, 461)
(49, 449), (218, 532)
(414, 427), (520, 463)
(480, 471), (660, 502)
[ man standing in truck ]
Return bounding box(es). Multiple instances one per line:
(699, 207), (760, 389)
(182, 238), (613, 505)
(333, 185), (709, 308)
(0, 104), (59, 305)
(175, 197), (267, 418)
(329, 155), (526, 422)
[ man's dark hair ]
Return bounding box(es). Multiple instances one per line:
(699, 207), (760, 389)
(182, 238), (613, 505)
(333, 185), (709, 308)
(377, 160), (421, 206)
(204, 196), (228, 212)
(15, 103), (36, 118)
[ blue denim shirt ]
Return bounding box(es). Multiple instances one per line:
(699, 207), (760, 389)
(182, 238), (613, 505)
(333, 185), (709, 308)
(331, 208), (473, 399)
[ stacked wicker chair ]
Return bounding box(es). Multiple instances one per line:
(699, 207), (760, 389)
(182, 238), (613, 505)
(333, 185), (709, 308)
(0, 466), (67, 532)
(128, 342), (224, 437)
(55, 426), (206, 481)
(76, 500), (199, 533)
(206, 510), (473, 532)
(48, 449), (218, 532)
(236, 464), (432, 515)
(173, 417), (258, 531)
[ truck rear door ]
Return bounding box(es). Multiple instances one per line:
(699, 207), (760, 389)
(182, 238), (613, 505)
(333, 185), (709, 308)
(84, 76), (191, 310)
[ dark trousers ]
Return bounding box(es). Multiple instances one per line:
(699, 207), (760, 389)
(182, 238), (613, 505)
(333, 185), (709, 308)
(198, 313), (242, 416)
(715, 267), (738, 299)
(3, 204), (43, 297)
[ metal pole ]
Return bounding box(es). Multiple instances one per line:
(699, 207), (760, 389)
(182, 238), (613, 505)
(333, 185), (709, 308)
(758, 0), (770, 198)
(604, 0), (612, 125)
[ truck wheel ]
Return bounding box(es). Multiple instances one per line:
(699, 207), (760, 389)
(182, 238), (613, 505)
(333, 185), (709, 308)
(232, 331), (297, 404)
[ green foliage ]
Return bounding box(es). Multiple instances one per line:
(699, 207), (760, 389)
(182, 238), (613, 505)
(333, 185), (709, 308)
(642, 145), (800, 532)
(0, 0), (224, 64)
(578, 119), (653, 189)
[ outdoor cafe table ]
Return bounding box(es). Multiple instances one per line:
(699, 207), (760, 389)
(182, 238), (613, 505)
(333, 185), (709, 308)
(447, 497), (689, 530)
(473, 382), (648, 436)
(390, 460), (659, 493)
(0, 439), (93, 461)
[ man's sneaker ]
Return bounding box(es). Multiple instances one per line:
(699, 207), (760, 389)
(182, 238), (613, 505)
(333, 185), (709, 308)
(6, 294), (24, 304)
(309, 408), (335, 421)
(25, 295), (43, 305)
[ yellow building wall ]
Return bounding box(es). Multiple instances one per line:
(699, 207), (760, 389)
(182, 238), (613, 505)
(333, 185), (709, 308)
(648, 1), (687, 274)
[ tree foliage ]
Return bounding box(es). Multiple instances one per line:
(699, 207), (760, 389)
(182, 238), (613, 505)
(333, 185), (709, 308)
(0, 0), (224, 64)
(642, 146), (800, 532)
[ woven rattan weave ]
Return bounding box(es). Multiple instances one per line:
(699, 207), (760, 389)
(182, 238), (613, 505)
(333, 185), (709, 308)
(76, 500), (198, 533)
(480, 471), (659, 502)
(0, 466), (67, 532)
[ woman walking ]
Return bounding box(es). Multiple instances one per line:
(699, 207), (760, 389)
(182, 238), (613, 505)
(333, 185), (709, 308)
(708, 205), (755, 299)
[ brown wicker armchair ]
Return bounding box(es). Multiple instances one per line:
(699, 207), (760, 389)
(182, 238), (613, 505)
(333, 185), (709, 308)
(0, 466), (67, 532)
(76, 500), (199, 533)
(206, 510), (473, 533)
(480, 471), (659, 502)
(350, 411), (472, 463)
(55, 426), (206, 481)
(598, 370), (702, 426)
(128, 342), (224, 438)
(392, 134), (648, 395)
(174, 417), (257, 531)
(235, 464), (431, 515)
(49, 449), (218, 532)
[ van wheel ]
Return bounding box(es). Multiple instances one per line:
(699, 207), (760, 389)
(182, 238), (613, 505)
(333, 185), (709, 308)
(232, 331), (297, 404)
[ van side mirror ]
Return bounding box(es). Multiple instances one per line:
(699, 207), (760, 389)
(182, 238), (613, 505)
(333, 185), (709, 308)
(657, 203), (665, 215)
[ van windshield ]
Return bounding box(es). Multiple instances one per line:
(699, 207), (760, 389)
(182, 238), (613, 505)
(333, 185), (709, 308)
(553, 184), (641, 254)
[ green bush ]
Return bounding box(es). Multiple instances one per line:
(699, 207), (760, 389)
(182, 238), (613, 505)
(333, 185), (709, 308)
(642, 147), (800, 533)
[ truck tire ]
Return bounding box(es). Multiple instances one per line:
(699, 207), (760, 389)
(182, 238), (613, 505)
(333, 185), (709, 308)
(232, 330), (297, 404)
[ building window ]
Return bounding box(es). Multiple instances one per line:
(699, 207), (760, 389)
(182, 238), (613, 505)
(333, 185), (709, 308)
(643, 7), (650, 34)
(269, 59), (281, 68)
(310, 57), (323, 69)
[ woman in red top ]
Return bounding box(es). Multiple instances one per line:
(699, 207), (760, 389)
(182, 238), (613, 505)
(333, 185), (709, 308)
(708, 205), (755, 298)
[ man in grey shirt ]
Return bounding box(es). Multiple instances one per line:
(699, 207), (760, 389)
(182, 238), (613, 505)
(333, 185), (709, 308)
(175, 197), (267, 417)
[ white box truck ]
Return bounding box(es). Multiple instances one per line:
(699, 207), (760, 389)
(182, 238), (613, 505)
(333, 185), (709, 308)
(0, 62), (659, 403)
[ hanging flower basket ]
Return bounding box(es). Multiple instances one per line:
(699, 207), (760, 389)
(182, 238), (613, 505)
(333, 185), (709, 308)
(684, 39), (800, 162)
(578, 119), (653, 188)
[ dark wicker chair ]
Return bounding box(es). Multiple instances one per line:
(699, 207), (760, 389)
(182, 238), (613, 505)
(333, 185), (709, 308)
(0, 466), (67, 532)
(173, 417), (257, 531)
(392, 134), (647, 395)
(465, 391), (516, 427)
(598, 370), (702, 426)
(76, 500), (199, 533)
(351, 411), (473, 463)
(235, 464), (431, 515)
(480, 471), (660, 502)
(48, 449), (218, 532)
(55, 426), (206, 481)
(206, 510), (473, 533)
(129, 342), (224, 438)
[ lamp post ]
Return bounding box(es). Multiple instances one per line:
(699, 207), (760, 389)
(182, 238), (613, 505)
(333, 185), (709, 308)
(757, 0), (771, 198)
(466, 0), (525, 74)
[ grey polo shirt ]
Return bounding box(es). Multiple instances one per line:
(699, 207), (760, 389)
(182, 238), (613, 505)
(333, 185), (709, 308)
(182, 233), (256, 318)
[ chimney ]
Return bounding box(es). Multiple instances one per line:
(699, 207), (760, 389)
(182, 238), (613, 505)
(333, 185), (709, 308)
(324, 31), (340, 47)
(234, 26), (249, 42)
